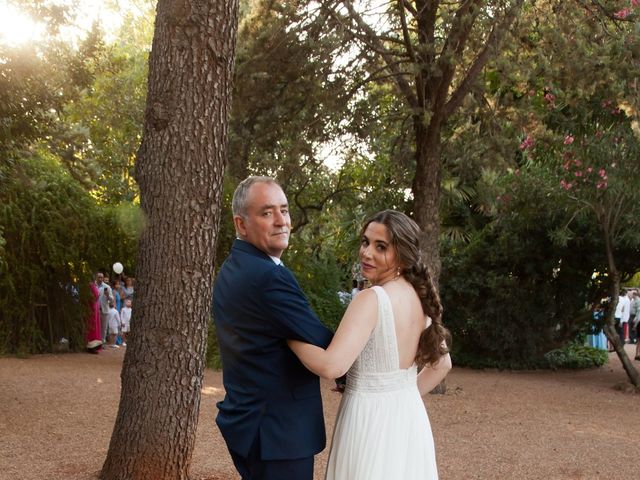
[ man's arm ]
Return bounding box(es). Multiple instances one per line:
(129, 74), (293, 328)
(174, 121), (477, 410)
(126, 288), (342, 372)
(263, 266), (334, 348)
(287, 289), (378, 379)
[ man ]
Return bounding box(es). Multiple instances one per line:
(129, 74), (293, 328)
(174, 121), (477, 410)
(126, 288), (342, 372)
(213, 176), (334, 480)
(96, 272), (113, 343)
(614, 290), (631, 345)
(629, 290), (639, 344)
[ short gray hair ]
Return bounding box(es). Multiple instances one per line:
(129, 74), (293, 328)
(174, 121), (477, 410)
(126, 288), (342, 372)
(232, 176), (280, 217)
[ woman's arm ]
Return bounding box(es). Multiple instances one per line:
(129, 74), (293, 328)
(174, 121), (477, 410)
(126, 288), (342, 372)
(288, 288), (379, 379)
(416, 350), (452, 396)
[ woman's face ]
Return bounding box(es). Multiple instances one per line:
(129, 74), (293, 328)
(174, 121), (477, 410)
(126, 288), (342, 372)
(359, 222), (399, 285)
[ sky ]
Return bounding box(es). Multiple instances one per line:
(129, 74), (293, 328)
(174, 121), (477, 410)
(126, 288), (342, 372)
(0, 0), (130, 46)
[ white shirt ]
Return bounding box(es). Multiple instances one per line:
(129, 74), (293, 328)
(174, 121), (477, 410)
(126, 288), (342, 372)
(615, 295), (631, 323)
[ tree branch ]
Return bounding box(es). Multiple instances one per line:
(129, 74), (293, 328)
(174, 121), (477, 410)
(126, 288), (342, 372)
(443, 0), (525, 119)
(336, 0), (419, 108)
(398, 0), (418, 64)
(431, 0), (483, 108)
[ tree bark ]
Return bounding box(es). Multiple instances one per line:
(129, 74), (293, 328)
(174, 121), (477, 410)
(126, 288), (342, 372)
(101, 0), (239, 478)
(412, 114), (444, 282)
(601, 224), (640, 387)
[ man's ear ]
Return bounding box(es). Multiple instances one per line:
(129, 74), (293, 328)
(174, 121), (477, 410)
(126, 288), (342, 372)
(234, 215), (247, 238)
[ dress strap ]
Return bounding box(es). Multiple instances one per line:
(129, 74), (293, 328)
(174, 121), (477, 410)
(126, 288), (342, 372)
(370, 286), (401, 371)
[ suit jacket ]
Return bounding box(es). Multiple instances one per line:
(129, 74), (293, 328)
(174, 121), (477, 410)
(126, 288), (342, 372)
(213, 239), (334, 460)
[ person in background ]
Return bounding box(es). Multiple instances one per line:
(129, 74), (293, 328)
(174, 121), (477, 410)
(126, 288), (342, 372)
(122, 276), (134, 303)
(96, 272), (113, 344)
(106, 299), (121, 348)
(112, 278), (125, 312)
(622, 290), (632, 343)
(85, 280), (103, 353)
(629, 290), (639, 344)
(120, 297), (132, 347)
(351, 279), (361, 299)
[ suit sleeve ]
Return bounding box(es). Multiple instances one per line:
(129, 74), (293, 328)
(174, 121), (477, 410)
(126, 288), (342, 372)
(260, 266), (333, 348)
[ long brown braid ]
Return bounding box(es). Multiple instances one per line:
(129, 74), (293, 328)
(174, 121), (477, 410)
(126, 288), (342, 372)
(361, 210), (450, 367)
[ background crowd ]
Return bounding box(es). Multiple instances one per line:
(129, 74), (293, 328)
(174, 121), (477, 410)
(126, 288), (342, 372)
(85, 271), (135, 353)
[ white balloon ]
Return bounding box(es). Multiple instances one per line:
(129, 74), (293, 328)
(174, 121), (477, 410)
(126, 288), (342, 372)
(113, 262), (124, 274)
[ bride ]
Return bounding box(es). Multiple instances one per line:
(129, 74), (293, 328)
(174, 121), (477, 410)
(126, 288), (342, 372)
(288, 210), (451, 479)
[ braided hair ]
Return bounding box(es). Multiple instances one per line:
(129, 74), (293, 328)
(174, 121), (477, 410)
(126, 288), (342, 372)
(361, 210), (450, 366)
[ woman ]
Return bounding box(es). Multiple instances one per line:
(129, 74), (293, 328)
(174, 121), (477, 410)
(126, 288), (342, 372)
(85, 281), (103, 353)
(122, 276), (134, 303)
(288, 210), (451, 479)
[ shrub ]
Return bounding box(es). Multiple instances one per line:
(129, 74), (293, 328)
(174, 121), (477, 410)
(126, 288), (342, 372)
(0, 152), (136, 354)
(453, 343), (608, 370)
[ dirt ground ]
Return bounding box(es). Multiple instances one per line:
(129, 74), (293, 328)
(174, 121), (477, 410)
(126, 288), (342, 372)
(1, 345), (639, 480)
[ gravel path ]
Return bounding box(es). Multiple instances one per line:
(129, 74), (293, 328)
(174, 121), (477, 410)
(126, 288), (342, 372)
(1, 345), (638, 480)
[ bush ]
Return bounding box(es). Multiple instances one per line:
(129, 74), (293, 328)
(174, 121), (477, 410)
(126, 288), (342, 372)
(440, 163), (612, 369)
(284, 242), (348, 332)
(544, 343), (608, 369)
(0, 152), (137, 354)
(453, 343), (608, 370)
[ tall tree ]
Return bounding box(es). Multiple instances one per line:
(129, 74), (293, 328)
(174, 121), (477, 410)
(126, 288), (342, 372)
(319, 0), (526, 278)
(100, 0), (239, 478)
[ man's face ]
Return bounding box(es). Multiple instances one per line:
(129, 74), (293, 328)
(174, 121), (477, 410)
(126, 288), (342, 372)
(96, 273), (104, 285)
(234, 182), (291, 258)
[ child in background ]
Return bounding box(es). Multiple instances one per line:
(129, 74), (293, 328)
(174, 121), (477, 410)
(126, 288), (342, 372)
(107, 300), (121, 348)
(120, 298), (132, 347)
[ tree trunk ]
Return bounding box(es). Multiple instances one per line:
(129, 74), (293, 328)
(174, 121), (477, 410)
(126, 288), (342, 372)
(602, 236), (640, 387)
(413, 114), (447, 395)
(412, 114), (444, 282)
(101, 0), (239, 478)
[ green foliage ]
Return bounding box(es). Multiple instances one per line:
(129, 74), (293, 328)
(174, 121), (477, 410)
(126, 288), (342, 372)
(62, 34), (148, 203)
(0, 151), (138, 354)
(453, 343), (608, 370)
(0, 41), (70, 154)
(544, 343), (608, 370)
(441, 164), (609, 367)
(206, 321), (222, 370)
(284, 237), (348, 332)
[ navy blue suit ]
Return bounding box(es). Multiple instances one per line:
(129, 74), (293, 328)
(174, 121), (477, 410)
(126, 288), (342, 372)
(213, 239), (333, 469)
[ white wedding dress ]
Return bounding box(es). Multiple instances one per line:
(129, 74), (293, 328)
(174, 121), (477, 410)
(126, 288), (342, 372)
(325, 286), (439, 480)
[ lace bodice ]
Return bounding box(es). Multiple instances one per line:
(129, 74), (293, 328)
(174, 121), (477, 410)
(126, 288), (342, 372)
(346, 286), (417, 393)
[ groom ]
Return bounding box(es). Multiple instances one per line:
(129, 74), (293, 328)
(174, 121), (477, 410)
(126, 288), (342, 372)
(213, 176), (334, 480)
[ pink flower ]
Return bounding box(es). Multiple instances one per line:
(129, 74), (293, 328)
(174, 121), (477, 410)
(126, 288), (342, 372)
(560, 180), (574, 190)
(544, 93), (556, 103)
(614, 8), (631, 19)
(596, 181), (608, 189)
(633, 0), (639, 7)
(574, 159), (582, 167)
(587, 167), (593, 173)
(598, 168), (606, 178)
(575, 171), (583, 177)
(519, 135), (534, 151)
(564, 135), (574, 145)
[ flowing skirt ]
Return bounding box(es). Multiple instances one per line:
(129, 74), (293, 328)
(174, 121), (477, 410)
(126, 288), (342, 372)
(325, 379), (438, 480)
